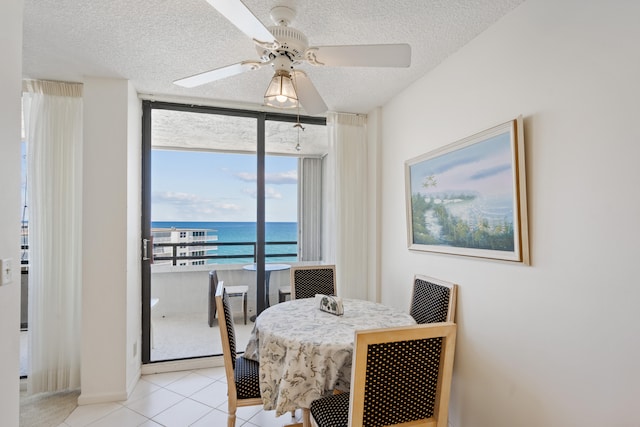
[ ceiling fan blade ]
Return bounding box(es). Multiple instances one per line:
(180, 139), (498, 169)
(174, 61), (263, 88)
(292, 70), (328, 115)
(206, 0), (277, 47)
(305, 44), (411, 67)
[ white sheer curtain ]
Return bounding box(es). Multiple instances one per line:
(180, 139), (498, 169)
(22, 79), (83, 394)
(298, 157), (323, 261)
(324, 112), (369, 300)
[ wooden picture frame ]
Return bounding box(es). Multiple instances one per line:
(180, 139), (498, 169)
(405, 117), (529, 264)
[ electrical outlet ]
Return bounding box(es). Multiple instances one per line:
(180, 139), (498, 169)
(1, 258), (12, 285)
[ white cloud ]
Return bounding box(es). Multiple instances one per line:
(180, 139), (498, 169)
(154, 191), (200, 204)
(267, 170), (297, 184)
(235, 172), (256, 182)
(234, 170), (297, 184)
(153, 191), (243, 220)
(266, 187), (283, 199)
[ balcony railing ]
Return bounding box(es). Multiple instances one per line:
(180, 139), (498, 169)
(152, 241), (297, 266)
(20, 241), (298, 266)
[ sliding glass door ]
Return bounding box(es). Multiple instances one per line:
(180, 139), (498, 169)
(141, 101), (325, 364)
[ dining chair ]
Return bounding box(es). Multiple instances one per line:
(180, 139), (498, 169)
(290, 265), (336, 300)
(410, 274), (457, 324)
(215, 282), (263, 427)
(209, 270), (248, 325)
(309, 322), (457, 427)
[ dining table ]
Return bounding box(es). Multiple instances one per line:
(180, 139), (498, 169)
(243, 297), (417, 420)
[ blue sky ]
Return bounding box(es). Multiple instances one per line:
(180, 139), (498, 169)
(152, 149), (298, 222)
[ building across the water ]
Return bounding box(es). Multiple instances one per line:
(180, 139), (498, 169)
(152, 227), (217, 266)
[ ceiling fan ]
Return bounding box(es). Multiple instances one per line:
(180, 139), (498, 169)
(174, 0), (412, 115)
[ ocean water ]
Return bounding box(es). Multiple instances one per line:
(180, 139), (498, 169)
(152, 221), (298, 264)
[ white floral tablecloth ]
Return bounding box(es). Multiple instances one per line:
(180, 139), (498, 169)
(244, 298), (416, 416)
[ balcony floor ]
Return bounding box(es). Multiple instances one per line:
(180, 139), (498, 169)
(151, 311), (255, 361)
(19, 310), (256, 377)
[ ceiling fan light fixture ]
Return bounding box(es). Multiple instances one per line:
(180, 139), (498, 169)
(264, 70), (298, 108)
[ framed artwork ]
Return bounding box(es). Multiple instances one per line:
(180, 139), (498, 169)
(405, 117), (529, 264)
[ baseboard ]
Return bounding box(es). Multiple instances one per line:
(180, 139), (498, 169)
(77, 390), (128, 406)
(140, 355), (224, 375)
(77, 357), (224, 405)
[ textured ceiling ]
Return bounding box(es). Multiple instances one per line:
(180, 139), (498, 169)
(22, 0), (526, 116)
(151, 108), (329, 156)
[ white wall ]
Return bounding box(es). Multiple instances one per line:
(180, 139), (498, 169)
(0, 1), (23, 425)
(81, 77), (141, 404)
(378, 0), (640, 426)
(126, 83), (142, 393)
(151, 267), (290, 318)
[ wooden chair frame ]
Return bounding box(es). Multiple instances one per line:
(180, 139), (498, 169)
(349, 322), (457, 427)
(215, 282), (263, 427)
(290, 264), (337, 300)
(210, 270), (248, 326)
(410, 274), (458, 323)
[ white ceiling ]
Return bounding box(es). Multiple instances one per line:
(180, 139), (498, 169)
(22, 0), (526, 116)
(151, 108), (330, 156)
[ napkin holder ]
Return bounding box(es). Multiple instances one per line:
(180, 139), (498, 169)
(315, 294), (344, 316)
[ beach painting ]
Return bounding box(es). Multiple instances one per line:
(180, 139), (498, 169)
(405, 117), (529, 263)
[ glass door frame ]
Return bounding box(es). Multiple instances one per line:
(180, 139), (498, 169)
(140, 100), (325, 364)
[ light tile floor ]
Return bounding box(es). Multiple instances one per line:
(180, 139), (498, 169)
(60, 367), (303, 427)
